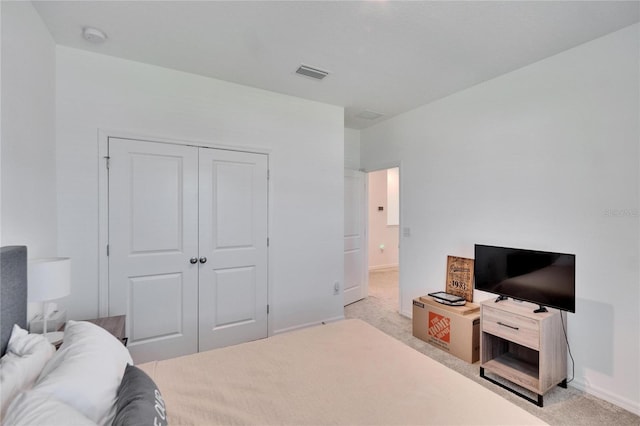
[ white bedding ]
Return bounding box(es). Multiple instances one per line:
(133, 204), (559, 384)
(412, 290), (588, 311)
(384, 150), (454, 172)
(140, 319), (545, 425)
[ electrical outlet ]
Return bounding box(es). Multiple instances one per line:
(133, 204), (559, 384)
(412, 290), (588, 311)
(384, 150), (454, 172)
(333, 281), (340, 295)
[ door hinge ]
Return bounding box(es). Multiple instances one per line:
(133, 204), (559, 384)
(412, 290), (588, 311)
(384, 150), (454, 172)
(267, 169), (270, 180)
(106, 244), (110, 256)
(267, 237), (270, 247)
(104, 156), (110, 169)
(267, 304), (270, 314)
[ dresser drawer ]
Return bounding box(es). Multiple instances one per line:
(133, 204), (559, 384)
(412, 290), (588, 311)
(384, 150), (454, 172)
(482, 306), (539, 350)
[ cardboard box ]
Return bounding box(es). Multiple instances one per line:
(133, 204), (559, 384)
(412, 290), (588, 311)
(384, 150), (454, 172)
(412, 296), (480, 363)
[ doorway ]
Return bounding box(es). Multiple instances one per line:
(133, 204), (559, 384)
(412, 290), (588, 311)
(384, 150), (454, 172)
(367, 167), (400, 312)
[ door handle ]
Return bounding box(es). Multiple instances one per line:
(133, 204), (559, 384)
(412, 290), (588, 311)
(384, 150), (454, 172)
(199, 257), (207, 264)
(190, 257), (198, 264)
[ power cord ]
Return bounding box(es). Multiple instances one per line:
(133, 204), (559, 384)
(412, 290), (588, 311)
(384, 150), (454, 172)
(560, 312), (575, 384)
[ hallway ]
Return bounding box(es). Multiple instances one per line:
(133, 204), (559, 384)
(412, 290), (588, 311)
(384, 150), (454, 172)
(366, 267), (399, 312)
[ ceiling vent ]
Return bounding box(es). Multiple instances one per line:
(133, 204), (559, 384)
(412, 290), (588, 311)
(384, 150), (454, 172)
(296, 65), (329, 80)
(356, 110), (385, 120)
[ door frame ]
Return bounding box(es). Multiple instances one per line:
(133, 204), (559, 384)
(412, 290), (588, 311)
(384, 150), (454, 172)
(362, 161), (404, 315)
(97, 129), (272, 330)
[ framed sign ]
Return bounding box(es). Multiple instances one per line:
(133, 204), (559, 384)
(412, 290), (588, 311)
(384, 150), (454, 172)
(445, 256), (474, 302)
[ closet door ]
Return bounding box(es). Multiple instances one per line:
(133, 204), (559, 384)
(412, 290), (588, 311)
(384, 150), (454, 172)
(108, 138), (199, 363)
(198, 148), (268, 351)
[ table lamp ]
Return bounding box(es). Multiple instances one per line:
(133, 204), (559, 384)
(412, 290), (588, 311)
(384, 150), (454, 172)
(28, 257), (71, 344)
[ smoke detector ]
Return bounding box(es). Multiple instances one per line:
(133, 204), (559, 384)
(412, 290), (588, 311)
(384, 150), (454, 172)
(295, 65), (329, 80)
(82, 27), (107, 44)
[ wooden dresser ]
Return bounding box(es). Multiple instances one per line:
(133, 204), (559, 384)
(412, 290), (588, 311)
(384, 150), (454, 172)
(59, 315), (127, 347)
(86, 315), (127, 346)
(479, 299), (567, 406)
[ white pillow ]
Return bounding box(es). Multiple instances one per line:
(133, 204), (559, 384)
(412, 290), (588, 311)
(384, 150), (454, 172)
(5, 324), (51, 356)
(0, 324), (55, 420)
(3, 391), (96, 426)
(33, 320), (132, 426)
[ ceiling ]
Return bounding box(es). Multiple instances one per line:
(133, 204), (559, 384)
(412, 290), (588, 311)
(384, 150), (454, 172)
(33, 1), (640, 129)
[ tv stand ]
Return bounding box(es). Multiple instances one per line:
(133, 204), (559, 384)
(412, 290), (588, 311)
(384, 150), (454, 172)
(533, 305), (548, 313)
(494, 295), (508, 302)
(480, 299), (567, 407)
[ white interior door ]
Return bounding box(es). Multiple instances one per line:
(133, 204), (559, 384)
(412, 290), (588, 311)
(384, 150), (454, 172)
(197, 148), (268, 351)
(108, 138), (199, 363)
(344, 169), (367, 305)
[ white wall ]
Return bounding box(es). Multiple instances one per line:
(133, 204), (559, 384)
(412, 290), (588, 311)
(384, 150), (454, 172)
(55, 47), (345, 334)
(344, 128), (360, 170)
(361, 24), (640, 414)
(1, 1), (56, 258)
(368, 169), (399, 269)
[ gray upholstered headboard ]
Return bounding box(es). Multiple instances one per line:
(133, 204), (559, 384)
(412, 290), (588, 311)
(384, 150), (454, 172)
(1, 246), (27, 356)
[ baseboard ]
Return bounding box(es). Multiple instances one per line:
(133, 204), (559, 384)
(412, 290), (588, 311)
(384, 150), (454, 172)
(369, 264), (399, 271)
(570, 378), (640, 416)
(273, 315), (345, 335)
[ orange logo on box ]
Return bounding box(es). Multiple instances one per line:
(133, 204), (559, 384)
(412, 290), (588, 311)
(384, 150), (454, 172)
(428, 312), (450, 343)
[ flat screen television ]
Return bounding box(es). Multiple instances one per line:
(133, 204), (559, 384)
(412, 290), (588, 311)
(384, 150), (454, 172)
(474, 244), (575, 313)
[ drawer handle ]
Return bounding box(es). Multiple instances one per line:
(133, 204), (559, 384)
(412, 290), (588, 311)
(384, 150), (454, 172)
(497, 321), (519, 331)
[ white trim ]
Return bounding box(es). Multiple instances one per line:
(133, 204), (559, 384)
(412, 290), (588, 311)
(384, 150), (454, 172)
(267, 154), (274, 337)
(97, 128), (271, 155)
(397, 163), (404, 320)
(362, 176), (369, 300)
(273, 315), (345, 335)
(97, 129), (272, 325)
(98, 130), (109, 317)
(570, 379), (640, 416)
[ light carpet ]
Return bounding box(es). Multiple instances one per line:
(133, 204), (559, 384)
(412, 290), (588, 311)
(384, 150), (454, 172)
(344, 268), (639, 426)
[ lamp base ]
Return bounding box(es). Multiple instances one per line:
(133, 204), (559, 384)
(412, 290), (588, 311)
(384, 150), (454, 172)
(44, 331), (64, 346)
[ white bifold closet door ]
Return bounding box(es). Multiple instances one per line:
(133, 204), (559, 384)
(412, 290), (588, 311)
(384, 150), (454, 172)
(108, 138), (268, 363)
(197, 148), (268, 352)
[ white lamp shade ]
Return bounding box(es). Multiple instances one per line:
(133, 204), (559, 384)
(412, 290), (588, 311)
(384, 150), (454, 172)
(28, 258), (71, 302)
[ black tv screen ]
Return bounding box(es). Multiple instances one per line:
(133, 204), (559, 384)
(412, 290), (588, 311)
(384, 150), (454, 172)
(474, 244), (575, 313)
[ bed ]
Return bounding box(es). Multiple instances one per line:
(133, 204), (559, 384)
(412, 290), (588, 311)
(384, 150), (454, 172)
(1, 245), (546, 425)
